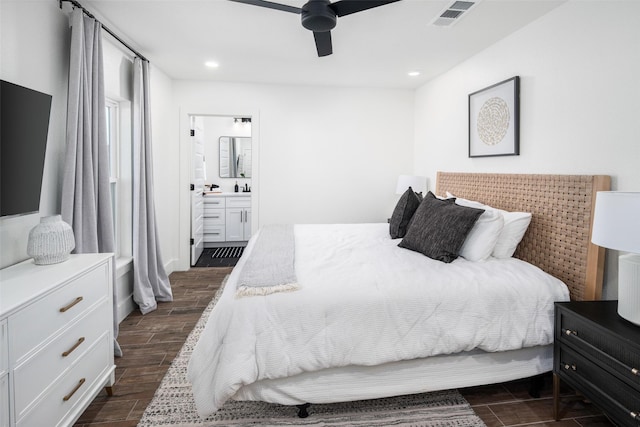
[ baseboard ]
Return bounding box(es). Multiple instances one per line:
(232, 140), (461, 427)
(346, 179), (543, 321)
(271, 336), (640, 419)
(117, 294), (136, 323)
(164, 257), (180, 275)
(115, 259), (135, 323)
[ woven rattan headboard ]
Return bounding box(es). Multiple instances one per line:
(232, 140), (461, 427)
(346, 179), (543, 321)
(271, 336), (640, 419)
(435, 172), (610, 301)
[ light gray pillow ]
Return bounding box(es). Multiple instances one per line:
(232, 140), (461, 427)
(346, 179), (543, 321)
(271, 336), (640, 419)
(399, 192), (485, 263)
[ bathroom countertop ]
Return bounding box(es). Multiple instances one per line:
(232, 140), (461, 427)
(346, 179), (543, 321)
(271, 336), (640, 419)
(203, 192), (252, 197)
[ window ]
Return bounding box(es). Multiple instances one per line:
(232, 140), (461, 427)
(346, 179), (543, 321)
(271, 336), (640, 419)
(106, 100), (118, 254)
(105, 98), (132, 260)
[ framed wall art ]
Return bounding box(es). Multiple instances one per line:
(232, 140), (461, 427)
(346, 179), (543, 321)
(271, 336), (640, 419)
(468, 76), (520, 158)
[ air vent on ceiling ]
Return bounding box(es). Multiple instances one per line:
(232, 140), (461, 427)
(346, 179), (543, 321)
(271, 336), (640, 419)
(431, 0), (479, 27)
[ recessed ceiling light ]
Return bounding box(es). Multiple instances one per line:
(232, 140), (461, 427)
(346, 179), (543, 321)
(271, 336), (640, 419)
(205, 61), (219, 68)
(408, 71), (421, 77)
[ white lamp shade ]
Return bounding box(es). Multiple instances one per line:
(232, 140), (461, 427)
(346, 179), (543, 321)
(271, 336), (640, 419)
(396, 175), (427, 195)
(591, 192), (640, 253)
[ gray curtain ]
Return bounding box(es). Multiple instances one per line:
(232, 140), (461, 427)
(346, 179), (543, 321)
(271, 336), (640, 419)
(132, 58), (172, 314)
(61, 8), (121, 357)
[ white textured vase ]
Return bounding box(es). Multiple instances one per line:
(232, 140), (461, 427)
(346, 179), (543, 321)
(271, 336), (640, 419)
(27, 215), (76, 265)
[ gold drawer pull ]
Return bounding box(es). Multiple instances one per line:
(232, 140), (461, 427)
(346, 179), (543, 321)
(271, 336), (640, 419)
(63, 378), (86, 401)
(563, 363), (576, 371)
(564, 329), (577, 336)
(61, 337), (85, 357)
(631, 411), (638, 420)
(59, 296), (83, 313)
(632, 368), (639, 376)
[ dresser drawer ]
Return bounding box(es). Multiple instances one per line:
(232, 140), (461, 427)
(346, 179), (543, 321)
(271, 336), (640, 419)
(227, 197), (251, 208)
(8, 262), (110, 362)
(204, 197), (226, 208)
(204, 208), (225, 224)
(557, 308), (640, 390)
(16, 332), (112, 427)
(12, 299), (111, 417)
(557, 345), (640, 427)
(0, 374), (8, 427)
(0, 320), (7, 376)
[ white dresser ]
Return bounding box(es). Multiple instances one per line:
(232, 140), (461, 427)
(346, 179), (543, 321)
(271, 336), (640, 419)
(1, 319), (8, 427)
(203, 194), (252, 245)
(0, 254), (115, 427)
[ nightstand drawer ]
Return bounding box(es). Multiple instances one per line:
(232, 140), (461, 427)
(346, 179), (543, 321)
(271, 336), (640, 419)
(557, 306), (640, 389)
(557, 345), (640, 426)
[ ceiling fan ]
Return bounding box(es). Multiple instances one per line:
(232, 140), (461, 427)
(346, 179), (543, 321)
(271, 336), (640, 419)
(229, 0), (401, 57)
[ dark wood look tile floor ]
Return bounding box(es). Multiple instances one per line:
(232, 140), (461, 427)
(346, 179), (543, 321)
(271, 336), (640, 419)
(75, 266), (613, 427)
(74, 267), (231, 427)
(461, 376), (614, 427)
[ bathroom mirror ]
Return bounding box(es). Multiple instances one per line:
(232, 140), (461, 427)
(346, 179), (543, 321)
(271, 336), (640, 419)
(219, 136), (252, 178)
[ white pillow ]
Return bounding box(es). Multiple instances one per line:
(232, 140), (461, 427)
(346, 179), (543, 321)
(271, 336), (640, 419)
(446, 193), (503, 261)
(491, 209), (532, 258)
(446, 192), (532, 259)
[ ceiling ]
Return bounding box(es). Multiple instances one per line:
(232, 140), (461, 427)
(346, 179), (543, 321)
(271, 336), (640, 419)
(83, 0), (566, 89)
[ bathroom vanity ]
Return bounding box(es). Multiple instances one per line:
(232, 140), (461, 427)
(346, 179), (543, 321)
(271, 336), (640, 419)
(203, 193), (252, 246)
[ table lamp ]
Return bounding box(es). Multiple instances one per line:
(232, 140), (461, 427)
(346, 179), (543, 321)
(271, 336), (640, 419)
(591, 191), (640, 326)
(396, 175), (427, 196)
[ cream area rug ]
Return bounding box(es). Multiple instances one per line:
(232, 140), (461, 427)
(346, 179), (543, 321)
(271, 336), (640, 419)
(138, 280), (486, 427)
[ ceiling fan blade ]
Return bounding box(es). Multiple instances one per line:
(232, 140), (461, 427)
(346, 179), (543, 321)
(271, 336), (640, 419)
(329, 0), (401, 17)
(313, 31), (333, 57)
(228, 0), (302, 14)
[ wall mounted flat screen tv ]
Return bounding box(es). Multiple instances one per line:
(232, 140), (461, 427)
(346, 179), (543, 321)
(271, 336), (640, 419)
(1, 80), (52, 218)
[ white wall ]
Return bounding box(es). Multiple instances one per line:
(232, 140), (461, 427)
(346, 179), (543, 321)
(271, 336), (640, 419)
(171, 82), (414, 269)
(413, 1), (640, 298)
(0, 0), (71, 269)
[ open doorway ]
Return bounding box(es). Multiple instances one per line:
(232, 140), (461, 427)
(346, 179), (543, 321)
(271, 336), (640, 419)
(189, 115), (253, 267)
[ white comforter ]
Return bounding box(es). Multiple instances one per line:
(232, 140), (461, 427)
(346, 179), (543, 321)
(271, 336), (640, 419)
(188, 223), (569, 417)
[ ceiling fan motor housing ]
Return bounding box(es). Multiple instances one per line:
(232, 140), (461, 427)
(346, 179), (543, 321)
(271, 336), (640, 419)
(301, 0), (337, 32)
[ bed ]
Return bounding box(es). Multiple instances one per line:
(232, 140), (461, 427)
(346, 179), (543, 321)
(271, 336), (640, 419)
(187, 172), (610, 418)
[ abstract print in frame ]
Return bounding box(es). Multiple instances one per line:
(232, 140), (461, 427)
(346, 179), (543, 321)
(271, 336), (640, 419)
(469, 76), (520, 157)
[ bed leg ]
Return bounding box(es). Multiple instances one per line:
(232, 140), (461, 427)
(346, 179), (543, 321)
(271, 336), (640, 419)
(296, 403), (311, 418)
(528, 374), (545, 398)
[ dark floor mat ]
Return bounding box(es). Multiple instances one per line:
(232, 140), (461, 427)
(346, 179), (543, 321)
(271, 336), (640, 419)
(194, 247), (244, 267)
(210, 246), (244, 259)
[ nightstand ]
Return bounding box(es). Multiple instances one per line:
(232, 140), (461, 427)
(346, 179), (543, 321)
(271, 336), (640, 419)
(554, 301), (640, 426)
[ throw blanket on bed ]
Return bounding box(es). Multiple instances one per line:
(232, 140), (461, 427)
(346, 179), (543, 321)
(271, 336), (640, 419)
(236, 224), (299, 297)
(188, 223), (570, 417)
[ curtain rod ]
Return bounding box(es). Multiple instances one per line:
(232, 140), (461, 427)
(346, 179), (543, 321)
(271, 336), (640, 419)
(59, 0), (149, 62)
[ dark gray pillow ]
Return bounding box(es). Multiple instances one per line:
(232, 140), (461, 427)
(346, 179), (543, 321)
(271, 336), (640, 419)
(389, 187), (422, 239)
(398, 192), (485, 263)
